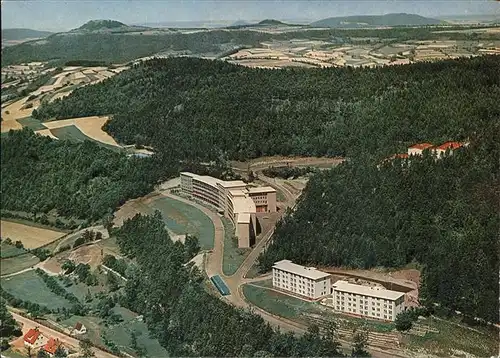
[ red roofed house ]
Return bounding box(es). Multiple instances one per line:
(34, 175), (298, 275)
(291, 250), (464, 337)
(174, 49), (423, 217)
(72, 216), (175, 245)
(433, 141), (464, 158)
(23, 328), (44, 348)
(407, 143), (434, 156)
(43, 338), (64, 357)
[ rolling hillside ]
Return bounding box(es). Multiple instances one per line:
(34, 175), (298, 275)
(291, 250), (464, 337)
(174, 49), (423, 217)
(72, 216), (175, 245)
(2, 28), (53, 41)
(311, 13), (445, 27)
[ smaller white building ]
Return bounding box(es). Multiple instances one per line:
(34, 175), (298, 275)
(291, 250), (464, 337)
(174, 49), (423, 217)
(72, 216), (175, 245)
(272, 260), (331, 300)
(331, 280), (405, 321)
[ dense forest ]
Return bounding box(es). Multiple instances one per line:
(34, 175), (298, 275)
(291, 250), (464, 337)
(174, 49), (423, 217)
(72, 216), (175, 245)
(259, 121), (499, 322)
(115, 212), (346, 357)
(2, 25), (496, 65)
(34, 56), (499, 162)
(0, 130), (176, 221)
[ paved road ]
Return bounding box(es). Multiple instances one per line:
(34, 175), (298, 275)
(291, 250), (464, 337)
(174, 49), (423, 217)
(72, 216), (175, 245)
(10, 311), (118, 358)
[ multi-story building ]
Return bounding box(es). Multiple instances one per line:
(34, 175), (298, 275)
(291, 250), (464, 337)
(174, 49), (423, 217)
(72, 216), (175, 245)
(331, 280), (405, 322)
(432, 141), (465, 158)
(272, 259), (331, 300)
(179, 172), (277, 248)
(407, 143), (434, 156)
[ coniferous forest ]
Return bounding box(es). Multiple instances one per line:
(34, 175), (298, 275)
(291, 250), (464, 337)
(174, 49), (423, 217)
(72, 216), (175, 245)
(115, 213), (344, 357)
(6, 55), (500, 327)
(259, 125), (499, 322)
(34, 56), (499, 161)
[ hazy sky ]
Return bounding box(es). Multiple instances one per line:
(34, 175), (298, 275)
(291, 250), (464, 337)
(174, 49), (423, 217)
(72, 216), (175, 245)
(2, 0), (499, 31)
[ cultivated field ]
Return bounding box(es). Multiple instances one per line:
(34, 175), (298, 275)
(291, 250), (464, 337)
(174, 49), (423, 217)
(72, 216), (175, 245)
(0, 253), (40, 276)
(1, 270), (73, 308)
(39, 116), (120, 147)
(0, 220), (66, 249)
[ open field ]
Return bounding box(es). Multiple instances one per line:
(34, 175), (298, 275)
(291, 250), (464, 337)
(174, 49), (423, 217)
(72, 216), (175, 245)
(114, 194), (215, 249)
(17, 116), (47, 130)
(0, 219), (66, 249)
(0, 242), (27, 258)
(404, 316), (498, 357)
(0, 253), (40, 275)
(1, 270), (73, 308)
(221, 217), (251, 276)
(242, 283), (319, 320)
(148, 196), (215, 249)
(41, 116), (120, 147)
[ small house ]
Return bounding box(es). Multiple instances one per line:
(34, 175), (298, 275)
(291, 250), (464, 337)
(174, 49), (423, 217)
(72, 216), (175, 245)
(23, 328), (44, 348)
(73, 322), (87, 335)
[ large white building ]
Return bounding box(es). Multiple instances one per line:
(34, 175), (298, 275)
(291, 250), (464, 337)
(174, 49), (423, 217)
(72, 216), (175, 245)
(272, 260), (331, 300)
(331, 280), (405, 322)
(180, 172), (277, 248)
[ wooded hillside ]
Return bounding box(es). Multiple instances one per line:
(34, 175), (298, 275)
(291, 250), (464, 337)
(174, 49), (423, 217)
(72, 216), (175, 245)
(116, 212), (344, 356)
(0, 130), (175, 221)
(259, 123), (499, 322)
(34, 56), (500, 162)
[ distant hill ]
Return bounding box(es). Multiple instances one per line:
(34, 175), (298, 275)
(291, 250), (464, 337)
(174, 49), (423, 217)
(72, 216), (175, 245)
(2, 28), (53, 41)
(311, 13), (445, 28)
(231, 20), (251, 27)
(76, 19), (128, 31)
(257, 19), (287, 26)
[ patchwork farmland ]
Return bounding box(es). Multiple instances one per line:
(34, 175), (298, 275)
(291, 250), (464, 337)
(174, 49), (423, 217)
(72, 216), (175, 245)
(0, 220), (66, 249)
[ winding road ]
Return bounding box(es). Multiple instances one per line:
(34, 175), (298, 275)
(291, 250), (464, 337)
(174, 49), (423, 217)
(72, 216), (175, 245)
(168, 166), (408, 357)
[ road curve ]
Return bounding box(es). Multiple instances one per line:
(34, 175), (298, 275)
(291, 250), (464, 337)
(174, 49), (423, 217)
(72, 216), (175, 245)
(10, 311), (118, 358)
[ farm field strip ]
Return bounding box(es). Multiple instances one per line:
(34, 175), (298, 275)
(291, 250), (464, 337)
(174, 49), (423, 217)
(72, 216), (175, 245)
(0, 219), (66, 249)
(41, 116), (120, 147)
(1, 270), (73, 308)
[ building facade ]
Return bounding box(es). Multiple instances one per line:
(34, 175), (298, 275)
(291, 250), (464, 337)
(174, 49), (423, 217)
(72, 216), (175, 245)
(331, 280), (405, 322)
(272, 259), (331, 300)
(180, 172), (276, 248)
(407, 143), (434, 156)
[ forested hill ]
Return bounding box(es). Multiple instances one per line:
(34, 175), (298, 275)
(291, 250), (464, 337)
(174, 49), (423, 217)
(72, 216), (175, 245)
(2, 25), (497, 66)
(0, 130), (176, 221)
(311, 13), (444, 27)
(34, 56), (499, 162)
(259, 122), (500, 322)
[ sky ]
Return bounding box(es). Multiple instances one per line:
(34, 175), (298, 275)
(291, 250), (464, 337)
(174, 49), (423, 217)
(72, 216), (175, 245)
(1, 0), (499, 31)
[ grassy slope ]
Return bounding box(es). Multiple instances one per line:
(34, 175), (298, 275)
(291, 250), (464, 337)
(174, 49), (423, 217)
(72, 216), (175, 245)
(1, 270), (73, 308)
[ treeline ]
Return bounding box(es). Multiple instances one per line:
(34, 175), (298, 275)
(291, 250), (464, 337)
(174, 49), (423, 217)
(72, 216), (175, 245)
(259, 123), (499, 323)
(0, 129), (177, 221)
(262, 166), (318, 179)
(35, 268), (81, 305)
(64, 60), (109, 67)
(34, 56), (499, 161)
(2, 26), (497, 65)
(115, 212), (345, 357)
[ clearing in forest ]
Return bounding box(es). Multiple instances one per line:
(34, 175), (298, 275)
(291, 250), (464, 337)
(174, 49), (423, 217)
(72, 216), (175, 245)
(41, 116), (120, 147)
(0, 220), (65, 249)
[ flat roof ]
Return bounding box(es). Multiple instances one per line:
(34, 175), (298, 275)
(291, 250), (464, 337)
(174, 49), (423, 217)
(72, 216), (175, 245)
(228, 189), (247, 197)
(218, 180), (247, 188)
(332, 280), (405, 301)
(237, 213), (251, 223)
(247, 186), (276, 194)
(231, 195), (256, 214)
(272, 260), (331, 280)
(180, 172), (221, 187)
